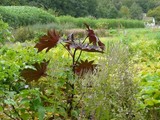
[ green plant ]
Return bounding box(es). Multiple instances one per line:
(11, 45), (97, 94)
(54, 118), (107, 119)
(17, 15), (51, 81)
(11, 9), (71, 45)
(138, 73), (160, 120)
(78, 42), (145, 120)
(13, 27), (36, 42)
(0, 17), (14, 44)
(0, 44), (48, 119)
(57, 16), (145, 29)
(1, 24), (105, 119)
(0, 6), (57, 28)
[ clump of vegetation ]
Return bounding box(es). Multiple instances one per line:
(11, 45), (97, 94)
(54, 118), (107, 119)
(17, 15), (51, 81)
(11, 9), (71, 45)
(147, 6), (160, 24)
(57, 16), (145, 29)
(0, 17), (14, 44)
(0, 6), (57, 27)
(79, 42), (145, 119)
(0, 24), (106, 119)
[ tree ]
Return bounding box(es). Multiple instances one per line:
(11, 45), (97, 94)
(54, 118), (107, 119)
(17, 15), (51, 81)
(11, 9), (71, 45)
(95, 0), (119, 18)
(135, 0), (157, 13)
(121, 0), (135, 8)
(107, 4), (119, 18)
(130, 2), (143, 20)
(147, 6), (160, 24)
(119, 6), (130, 19)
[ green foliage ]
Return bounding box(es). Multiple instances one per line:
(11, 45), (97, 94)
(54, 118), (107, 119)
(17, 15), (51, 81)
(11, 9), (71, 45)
(80, 42), (145, 119)
(147, 6), (160, 24)
(138, 74), (160, 119)
(0, 6), (57, 27)
(0, 43), (48, 119)
(119, 28), (160, 119)
(57, 16), (145, 29)
(130, 2), (143, 20)
(1, 18), (160, 119)
(0, 24), (105, 119)
(0, 44), (46, 90)
(119, 6), (130, 19)
(0, 18), (14, 44)
(0, 0), (160, 19)
(13, 27), (36, 42)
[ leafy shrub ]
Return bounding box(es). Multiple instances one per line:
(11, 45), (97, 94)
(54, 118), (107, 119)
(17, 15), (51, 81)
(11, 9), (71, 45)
(13, 27), (36, 42)
(147, 6), (160, 24)
(0, 17), (14, 44)
(79, 42), (145, 120)
(0, 44), (46, 90)
(0, 6), (57, 27)
(13, 22), (78, 42)
(0, 44), (47, 119)
(138, 73), (160, 119)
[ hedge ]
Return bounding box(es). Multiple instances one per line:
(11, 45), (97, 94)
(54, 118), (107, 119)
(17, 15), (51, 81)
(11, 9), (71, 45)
(56, 16), (145, 29)
(0, 6), (57, 27)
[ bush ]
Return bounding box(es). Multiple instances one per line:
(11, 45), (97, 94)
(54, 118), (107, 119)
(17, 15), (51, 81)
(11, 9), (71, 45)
(0, 43), (46, 92)
(79, 42), (145, 119)
(13, 27), (36, 42)
(147, 6), (160, 24)
(0, 17), (14, 44)
(0, 6), (57, 27)
(56, 16), (145, 29)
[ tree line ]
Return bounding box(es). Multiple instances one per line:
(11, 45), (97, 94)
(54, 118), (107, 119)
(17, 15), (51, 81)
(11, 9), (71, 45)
(0, 0), (160, 20)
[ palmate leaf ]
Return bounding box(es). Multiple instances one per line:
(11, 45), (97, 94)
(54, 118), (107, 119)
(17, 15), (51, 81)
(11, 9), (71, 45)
(64, 24), (105, 53)
(75, 60), (97, 76)
(21, 60), (49, 82)
(35, 30), (60, 52)
(84, 23), (105, 51)
(69, 43), (104, 53)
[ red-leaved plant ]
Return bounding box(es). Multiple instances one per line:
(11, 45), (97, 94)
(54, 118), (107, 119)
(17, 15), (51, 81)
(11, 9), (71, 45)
(21, 23), (105, 118)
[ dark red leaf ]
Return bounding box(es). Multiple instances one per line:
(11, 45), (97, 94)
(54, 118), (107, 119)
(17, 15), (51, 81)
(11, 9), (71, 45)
(67, 33), (74, 42)
(85, 23), (105, 51)
(84, 23), (90, 30)
(35, 30), (60, 52)
(69, 43), (103, 53)
(98, 41), (105, 51)
(21, 60), (49, 82)
(75, 60), (97, 76)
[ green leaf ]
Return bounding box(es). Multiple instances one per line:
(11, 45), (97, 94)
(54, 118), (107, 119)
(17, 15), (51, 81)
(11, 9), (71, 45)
(144, 99), (154, 106)
(38, 106), (45, 120)
(0, 105), (3, 112)
(21, 113), (30, 120)
(31, 97), (42, 110)
(71, 110), (78, 118)
(4, 99), (16, 105)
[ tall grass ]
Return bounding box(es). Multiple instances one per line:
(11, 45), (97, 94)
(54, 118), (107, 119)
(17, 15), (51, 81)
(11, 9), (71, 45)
(56, 16), (145, 29)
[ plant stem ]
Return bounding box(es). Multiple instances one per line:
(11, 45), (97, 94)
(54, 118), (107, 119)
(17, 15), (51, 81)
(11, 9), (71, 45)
(60, 42), (73, 57)
(72, 49), (77, 73)
(82, 36), (88, 44)
(67, 49), (77, 118)
(75, 50), (82, 64)
(11, 105), (23, 120)
(3, 111), (17, 120)
(75, 36), (89, 64)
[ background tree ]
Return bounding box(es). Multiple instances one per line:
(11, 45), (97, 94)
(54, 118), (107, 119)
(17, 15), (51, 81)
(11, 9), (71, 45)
(147, 6), (160, 24)
(95, 0), (109, 18)
(0, 0), (159, 19)
(119, 6), (130, 19)
(135, 0), (160, 13)
(107, 3), (119, 18)
(130, 2), (143, 20)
